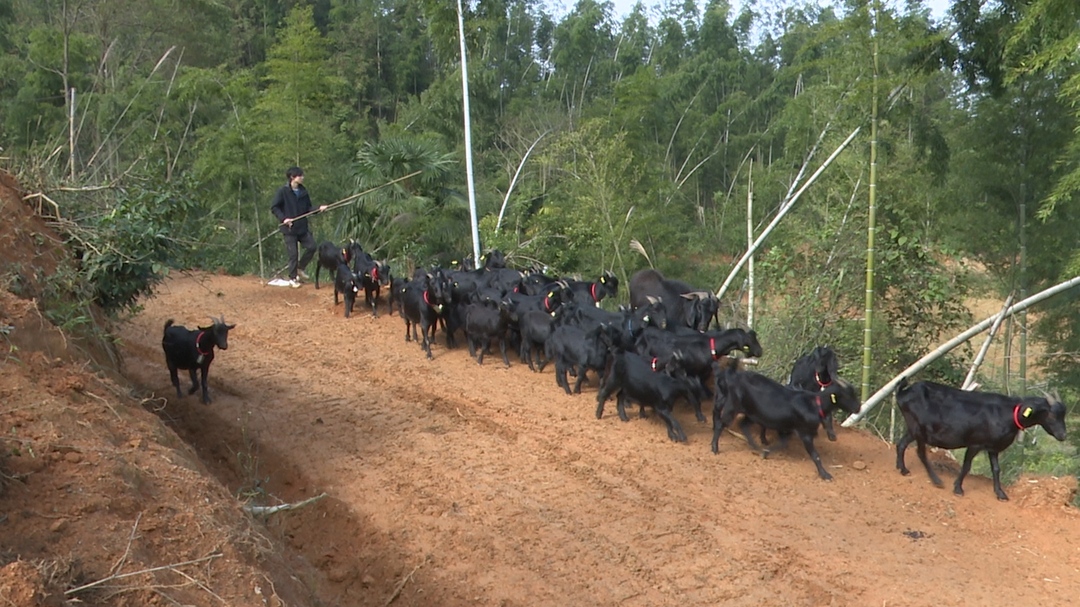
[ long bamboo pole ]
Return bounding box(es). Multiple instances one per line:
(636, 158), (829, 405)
(715, 127), (862, 301)
(249, 171), (421, 250)
(495, 130), (549, 234)
(842, 275), (1080, 427)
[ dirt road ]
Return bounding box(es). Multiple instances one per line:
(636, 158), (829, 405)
(117, 272), (1080, 607)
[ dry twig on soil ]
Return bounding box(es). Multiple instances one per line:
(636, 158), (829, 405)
(64, 552), (223, 596)
(243, 492), (328, 516)
(383, 555), (430, 607)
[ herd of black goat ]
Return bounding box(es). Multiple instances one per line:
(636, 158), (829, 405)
(161, 242), (1069, 501)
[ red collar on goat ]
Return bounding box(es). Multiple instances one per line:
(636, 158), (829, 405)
(195, 331), (213, 356)
(651, 357), (658, 372)
(709, 337), (721, 360)
(815, 393), (838, 420)
(816, 372), (832, 389)
(1013, 404), (1028, 430)
(590, 283), (599, 303)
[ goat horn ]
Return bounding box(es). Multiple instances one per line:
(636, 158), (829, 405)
(1039, 388), (1061, 406)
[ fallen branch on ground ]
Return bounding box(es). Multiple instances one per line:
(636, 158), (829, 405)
(383, 556), (429, 607)
(65, 552), (223, 595)
(243, 492), (327, 516)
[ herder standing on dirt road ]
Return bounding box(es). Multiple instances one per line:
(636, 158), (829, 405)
(270, 166), (327, 288)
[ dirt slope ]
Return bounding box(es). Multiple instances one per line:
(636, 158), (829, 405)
(114, 271), (1080, 607)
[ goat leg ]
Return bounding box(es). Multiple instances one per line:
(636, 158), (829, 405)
(738, 417), (767, 456)
(798, 431), (832, 481)
(187, 369), (200, 395)
(615, 392), (630, 422)
(953, 447), (979, 498)
(199, 367), (211, 405)
(915, 441), (944, 488)
(986, 451), (1009, 501)
(656, 406), (686, 442)
(895, 432), (914, 475)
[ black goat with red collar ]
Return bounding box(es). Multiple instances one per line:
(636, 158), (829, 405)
(895, 377), (1067, 500)
(401, 269), (453, 359)
(352, 251), (391, 317)
(315, 240), (364, 289)
(634, 327), (763, 419)
(595, 349), (701, 442)
(788, 346), (841, 440)
(565, 271), (619, 307)
(162, 316), (235, 405)
(507, 282), (574, 317)
(711, 368), (860, 480)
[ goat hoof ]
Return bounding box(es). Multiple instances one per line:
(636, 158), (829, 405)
(953, 486), (964, 496)
(996, 492), (1009, 501)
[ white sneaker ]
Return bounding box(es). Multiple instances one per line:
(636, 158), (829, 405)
(289, 279), (302, 289)
(297, 269), (310, 280)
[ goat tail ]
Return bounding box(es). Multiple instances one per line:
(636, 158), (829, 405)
(164, 319), (175, 332)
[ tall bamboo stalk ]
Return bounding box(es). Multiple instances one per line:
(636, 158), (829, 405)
(862, 0), (880, 406)
(1018, 180), (1028, 395)
(747, 159), (754, 328)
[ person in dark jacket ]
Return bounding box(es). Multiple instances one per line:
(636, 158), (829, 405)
(270, 166), (327, 287)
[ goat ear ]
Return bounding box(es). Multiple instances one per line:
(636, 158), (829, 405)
(226, 324), (236, 330)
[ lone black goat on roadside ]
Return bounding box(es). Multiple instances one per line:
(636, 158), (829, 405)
(895, 377), (1068, 501)
(162, 316), (235, 405)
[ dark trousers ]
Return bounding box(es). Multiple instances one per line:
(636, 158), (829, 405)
(283, 231), (317, 280)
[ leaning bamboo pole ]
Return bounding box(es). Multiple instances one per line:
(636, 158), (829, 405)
(495, 130), (549, 234)
(961, 294), (1014, 391)
(715, 127), (862, 301)
(842, 275), (1080, 427)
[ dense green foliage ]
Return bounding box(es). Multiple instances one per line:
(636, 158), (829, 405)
(1, 0), (1078, 484)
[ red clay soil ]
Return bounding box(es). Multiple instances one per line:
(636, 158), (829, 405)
(111, 271), (1080, 607)
(1, 165), (1079, 606)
